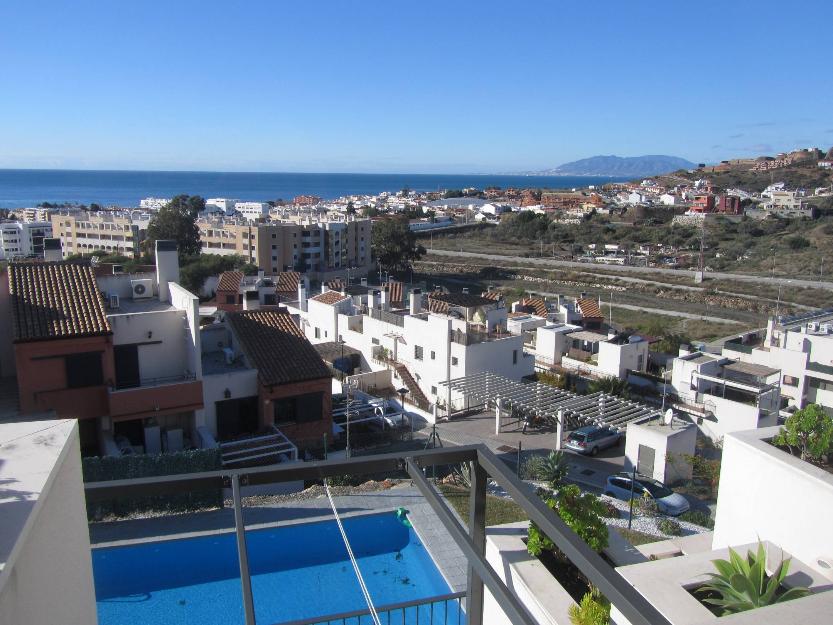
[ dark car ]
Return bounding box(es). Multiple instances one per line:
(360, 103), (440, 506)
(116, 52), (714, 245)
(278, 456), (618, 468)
(563, 425), (621, 456)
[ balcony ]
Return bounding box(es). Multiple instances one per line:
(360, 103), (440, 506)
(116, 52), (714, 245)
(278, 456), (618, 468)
(108, 375), (203, 419)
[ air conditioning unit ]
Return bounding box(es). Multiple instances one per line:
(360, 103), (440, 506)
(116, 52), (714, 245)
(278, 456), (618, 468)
(108, 294), (120, 309)
(131, 278), (153, 300)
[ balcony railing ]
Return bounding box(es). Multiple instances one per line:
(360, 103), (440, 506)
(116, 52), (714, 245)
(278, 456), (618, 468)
(84, 445), (672, 625)
(112, 372), (197, 391)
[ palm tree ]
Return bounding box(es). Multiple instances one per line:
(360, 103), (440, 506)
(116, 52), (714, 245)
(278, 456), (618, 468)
(587, 377), (631, 399)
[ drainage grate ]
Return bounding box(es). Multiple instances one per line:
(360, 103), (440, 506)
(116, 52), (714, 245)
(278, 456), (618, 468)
(580, 468), (596, 476)
(496, 445), (518, 453)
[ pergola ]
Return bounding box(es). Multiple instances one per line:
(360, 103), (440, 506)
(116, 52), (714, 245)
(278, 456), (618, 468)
(439, 372), (660, 446)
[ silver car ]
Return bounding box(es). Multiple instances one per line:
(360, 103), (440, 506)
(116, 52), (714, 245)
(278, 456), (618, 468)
(604, 472), (690, 516)
(563, 425), (622, 456)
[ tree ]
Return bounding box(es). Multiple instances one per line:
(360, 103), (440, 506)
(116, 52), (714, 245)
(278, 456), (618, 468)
(527, 485), (609, 556)
(772, 404), (833, 461)
(293, 256), (308, 273)
(346, 201), (356, 215)
(145, 195), (203, 258)
(179, 254), (257, 295)
(371, 217), (426, 274)
(587, 377), (631, 400)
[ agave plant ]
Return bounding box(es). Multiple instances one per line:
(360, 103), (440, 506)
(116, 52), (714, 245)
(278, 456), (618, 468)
(698, 542), (810, 615)
(540, 450), (569, 487)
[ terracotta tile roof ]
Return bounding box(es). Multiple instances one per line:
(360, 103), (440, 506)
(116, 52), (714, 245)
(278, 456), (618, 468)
(226, 309), (330, 386)
(427, 297), (449, 314)
(8, 262), (111, 342)
(324, 279), (346, 291)
(217, 271), (244, 292)
(428, 292), (495, 308)
(310, 290), (350, 305)
(519, 297), (548, 317)
(577, 298), (603, 319)
(385, 281), (403, 305)
(481, 291), (502, 301)
(275, 271), (301, 295)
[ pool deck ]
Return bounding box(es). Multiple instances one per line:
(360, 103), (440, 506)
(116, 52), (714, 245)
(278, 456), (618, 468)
(89, 484), (469, 593)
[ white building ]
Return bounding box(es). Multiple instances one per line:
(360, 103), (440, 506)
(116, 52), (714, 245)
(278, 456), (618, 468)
(0, 221), (52, 260)
(139, 197), (171, 210)
(722, 310), (833, 414)
(670, 351), (780, 441)
(293, 287), (533, 415)
(659, 193), (680, 206)
(234, 201), (270, 221)
(205, 198), (241, 214)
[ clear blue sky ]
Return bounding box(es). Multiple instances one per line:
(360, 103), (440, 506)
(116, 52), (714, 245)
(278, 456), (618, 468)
(1, 1), (831, 173)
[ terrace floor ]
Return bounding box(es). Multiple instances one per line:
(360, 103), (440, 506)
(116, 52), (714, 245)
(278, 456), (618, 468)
(88, 484), (468, 593)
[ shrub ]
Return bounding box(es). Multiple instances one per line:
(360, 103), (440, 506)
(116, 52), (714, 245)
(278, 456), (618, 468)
(786, 236), (810, 250)
(635, 492), (659, 518)
(679, 509), (714, 529)
(527, 485), (609, 556)
(698, 542), (810, 615)
(522, 450), (568, 487)
(83, 447), (223, 519)
(327, 474), (364, 487)
(772, 404), (833, 462)
(657, 518), (682, 536)
(600, 500), (620, 519)
(568, 588), (610, 625)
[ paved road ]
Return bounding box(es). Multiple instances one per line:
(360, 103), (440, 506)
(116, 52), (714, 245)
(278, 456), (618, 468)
(428, 249), (833, 291)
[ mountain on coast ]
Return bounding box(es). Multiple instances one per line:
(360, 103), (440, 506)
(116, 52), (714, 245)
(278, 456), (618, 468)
(533, 155), (697, 177)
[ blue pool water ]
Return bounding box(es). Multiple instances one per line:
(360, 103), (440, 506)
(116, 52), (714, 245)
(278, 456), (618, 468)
(93, 512), (462, 625)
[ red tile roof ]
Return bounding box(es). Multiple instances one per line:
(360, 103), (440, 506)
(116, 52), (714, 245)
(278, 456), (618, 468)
(226, 309), (330, 386)
(577, 298), (603, 319)
(385, 281), (403, 305)
(217, 271), (244, 292)
(310, 290), (350, 305)
(275, 271), (301, 295)
(519, 297), (548, 317)
(8, 262), (111, 342)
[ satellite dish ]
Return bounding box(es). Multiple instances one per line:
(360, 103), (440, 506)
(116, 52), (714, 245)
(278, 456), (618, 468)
(663, 409), (674, 426)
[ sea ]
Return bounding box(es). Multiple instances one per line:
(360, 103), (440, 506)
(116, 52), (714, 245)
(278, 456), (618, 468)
(0, 169), (628, 209)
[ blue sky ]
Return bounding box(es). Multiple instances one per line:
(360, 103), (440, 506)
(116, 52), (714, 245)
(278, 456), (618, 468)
(1, 1), (831, 173)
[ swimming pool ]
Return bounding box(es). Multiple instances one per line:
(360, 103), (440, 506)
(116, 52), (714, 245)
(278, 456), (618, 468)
(93, 512), (464, 625)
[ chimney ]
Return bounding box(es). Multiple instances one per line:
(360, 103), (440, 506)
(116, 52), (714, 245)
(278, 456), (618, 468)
(155, 240), (180, 302)
(380, 288), (389, 311)
(43, 238), (62, 262)
(368, 289), (380, 310)
(409, 289), (422, 315)
(322, 284), (330, 293)
(298, 283), (307, 312)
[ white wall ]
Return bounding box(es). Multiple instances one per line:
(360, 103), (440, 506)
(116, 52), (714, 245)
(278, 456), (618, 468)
(169, 282), (203, 378)
(624, 422), (696, 484)
(0, 421), (98, 625)
(110, 310), (188, 381)
(713, 427), (833, 577)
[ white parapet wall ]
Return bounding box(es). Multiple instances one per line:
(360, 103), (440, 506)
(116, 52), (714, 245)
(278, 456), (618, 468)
(483, 522), (576, 625)
(0, 419), (99, 625)
(712, 426), (833, 577)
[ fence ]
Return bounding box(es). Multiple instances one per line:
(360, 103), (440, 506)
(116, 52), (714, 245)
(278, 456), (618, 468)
(275, 592), (466, 625)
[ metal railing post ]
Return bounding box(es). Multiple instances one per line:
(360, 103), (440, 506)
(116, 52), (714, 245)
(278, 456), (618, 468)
(467, 460), (487, 625)
(232, 474), (257, 625)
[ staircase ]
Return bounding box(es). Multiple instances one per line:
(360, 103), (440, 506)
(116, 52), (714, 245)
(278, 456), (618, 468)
(394, 364), (429, 410)
(219, 426), (297, 468)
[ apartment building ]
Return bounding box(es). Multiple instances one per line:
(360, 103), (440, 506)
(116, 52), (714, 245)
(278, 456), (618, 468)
(294, 286), (533, 415)
(51, 210), (150, 258)
(0, 220), (52, 260)
(756, 190), (814, 218)
(670, 351), (780, 440)
(198, 215), (372, 279)
(722, 309), (833, 414)
(234, 201), (270, 221)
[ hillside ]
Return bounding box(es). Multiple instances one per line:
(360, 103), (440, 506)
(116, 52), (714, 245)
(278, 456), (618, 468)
(538, 155), (696, 177)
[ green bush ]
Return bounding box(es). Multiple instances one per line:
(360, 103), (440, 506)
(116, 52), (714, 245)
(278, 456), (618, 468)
(635, 492), (659, 517)
(522, 450), (568, 486)
(527, 485), (609, 556)
(568, 588), (610, 625)
(772, 403), (833, 461)
(600, 500), (620, 519)
(657, 517), (682, 536)
(679, 509), (714, 529)
(83, 447), (223, 520)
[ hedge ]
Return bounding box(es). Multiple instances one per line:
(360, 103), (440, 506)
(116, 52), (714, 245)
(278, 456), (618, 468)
(83, 447), (223, 520)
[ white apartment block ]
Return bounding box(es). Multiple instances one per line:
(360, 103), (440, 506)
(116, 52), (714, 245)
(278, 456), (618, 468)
(205, 198), (241, 214)
(0, 221), (52, 260)
(670, 351), (780, 441)
(139, 197), (171, 211)
(753, 190), (814, 218)
(51, 210), (150, 258)
(722, 309), (833, 414)
(294, 286), (533, 415)
(233, 201), (270, 221)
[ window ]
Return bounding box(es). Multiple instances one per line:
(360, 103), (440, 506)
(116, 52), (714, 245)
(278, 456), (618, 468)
(783, 374), (799, 387)
(273, 392), (324, 425)
(414, 345), (423, 361)
(513, 350), (518, 364)
(225, 295), (236, 304)
(451, 356), (458, 366)
(371, 338), (380, 345)
(431, 386), (437, 395)
(637, 354), (644, 370)
(65, 352), (103, 388)
(314, 327), (320, 339)
(430, 350), (436, 360)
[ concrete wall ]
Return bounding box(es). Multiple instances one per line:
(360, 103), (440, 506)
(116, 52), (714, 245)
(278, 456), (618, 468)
(0, 421), (98, 625)
(169, 283), (203, 378)
(712, 427), (833, 576)
(624, 421), (696, 484)
(110, 310), (188, 380)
